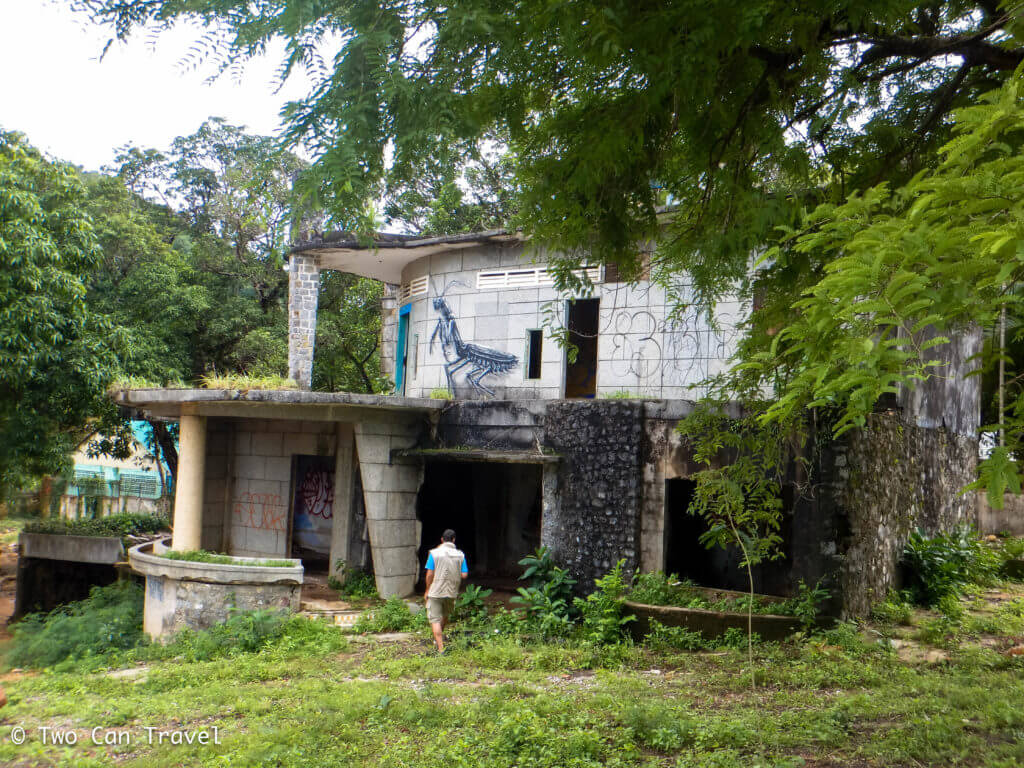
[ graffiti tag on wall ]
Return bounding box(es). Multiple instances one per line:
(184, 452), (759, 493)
(299, 469), (334, 519)
(233, 493), (286, 531)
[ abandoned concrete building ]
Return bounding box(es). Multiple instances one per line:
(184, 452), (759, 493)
(114, 230), (981, 619)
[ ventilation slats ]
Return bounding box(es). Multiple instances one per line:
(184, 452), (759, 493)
(476, 265), (602, 289)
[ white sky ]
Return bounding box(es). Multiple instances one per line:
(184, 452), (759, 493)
(0, 1), (312, 172)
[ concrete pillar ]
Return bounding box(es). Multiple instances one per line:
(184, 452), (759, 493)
(329, 423), (355, 579)
(354, 420), (424, 597)
(172, 413), (207, 552)
(288, 253), (321, 390)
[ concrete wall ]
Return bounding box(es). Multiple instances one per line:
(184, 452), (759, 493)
(200, 418), (339, 559)
(833, 414), (978, 617)
(976, 493), (1024, 536)
(384, 243), (742, 400)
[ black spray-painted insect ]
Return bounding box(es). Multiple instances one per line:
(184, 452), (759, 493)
(430, 295), (518, 396)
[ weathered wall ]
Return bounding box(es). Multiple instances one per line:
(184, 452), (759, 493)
(201, 418), (338, 559)
(976, 492), (1024, 536)
(143, 574), (300, 638)
(287, 253), (321, 389)
(383, 244), (742, 400)
(834, 414), (978, 617)
(542, 400), (644, 588)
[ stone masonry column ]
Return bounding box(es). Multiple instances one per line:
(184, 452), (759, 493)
(172, 412), (207, 551)
(354, 419), (424, 598)
(288, 253), (321, 389)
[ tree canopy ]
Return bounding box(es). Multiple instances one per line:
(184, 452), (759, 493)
(73, 2), (1024, 487)
(0, 132), (122, 493)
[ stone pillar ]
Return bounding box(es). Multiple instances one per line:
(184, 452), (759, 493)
(172, 413), (207, 552)
(379, 284), (399, 382)
(288, 253), (321, 390)
(329, 423), (355, 580)
(354, 419), (424, 598)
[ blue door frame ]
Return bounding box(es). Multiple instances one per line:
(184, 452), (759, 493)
(394, 304), (411, 395)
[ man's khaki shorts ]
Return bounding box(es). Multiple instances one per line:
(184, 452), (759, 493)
(426, 597), (455, 624)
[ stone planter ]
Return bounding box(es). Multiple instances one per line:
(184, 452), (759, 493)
(129, 539), (304, 640)
(625, 585), (802, 642)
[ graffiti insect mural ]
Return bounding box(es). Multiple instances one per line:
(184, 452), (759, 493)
(430, 294), (518, 397)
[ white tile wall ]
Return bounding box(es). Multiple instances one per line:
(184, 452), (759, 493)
(389, 244), (744, 400)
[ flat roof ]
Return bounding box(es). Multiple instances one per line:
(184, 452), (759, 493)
(110, 388), (445, 422)
(290, 229), (523, 283)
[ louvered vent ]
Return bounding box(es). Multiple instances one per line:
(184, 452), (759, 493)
(476, 265), (602, 289)
(399, 275), (429, 304)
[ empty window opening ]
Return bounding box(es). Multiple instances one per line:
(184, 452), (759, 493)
(416, 461), (543, 591)
(564, 298), (599, 398)
(526, 330), (543, 379)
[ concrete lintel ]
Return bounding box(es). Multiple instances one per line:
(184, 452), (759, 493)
(18, 533), (125, 564)
(391, 448), (561, 464)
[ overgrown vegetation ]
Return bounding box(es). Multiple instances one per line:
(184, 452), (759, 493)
(159, 550), (296, 568)
(6, 582), (145, 668)
(23, 512), (168, 540)
(200, 374), (298, 391)
(902, 526), (1004, 606)
(3, 578), (1024, 767)
(328, 563), (379, 601)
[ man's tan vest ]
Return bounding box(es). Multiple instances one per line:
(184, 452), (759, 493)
(427, 543), (465, 599)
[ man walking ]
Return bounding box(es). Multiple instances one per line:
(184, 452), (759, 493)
(424, 529), (468, 653)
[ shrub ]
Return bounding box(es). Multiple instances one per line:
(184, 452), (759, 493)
(329, 562), (379, 599)
(23, 513), (169, 540)
(429, 388), (453, 399)
(644, 619), (708, 651)
(6, 582), (145, 668)
(511, 547), (577, 639)
(166, 609), (291, 660)
(574, 560), (635, 645)
(902, 526), (1002, 605)
(872, 592), (914, 626)
(353, 596), (426, 633)
(453, 584), (492, 624)
(779, 579), (830, 630)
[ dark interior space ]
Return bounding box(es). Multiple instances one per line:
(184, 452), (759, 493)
(565, 298), (599, 398)
(14, 558), (122, 618)
(663, 478), (796, 595)
(526, 329), (543, 379)
(416, 461), (543, 591)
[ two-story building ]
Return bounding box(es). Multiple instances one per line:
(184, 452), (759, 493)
(115, 228), (980, 619)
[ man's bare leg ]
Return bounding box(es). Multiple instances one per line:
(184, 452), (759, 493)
(431, 621), (444, 652)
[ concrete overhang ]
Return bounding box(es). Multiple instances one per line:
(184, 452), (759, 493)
(290, 229), (524, 283)
(391, 447), (561, 464)
(110, 388), (445, 423)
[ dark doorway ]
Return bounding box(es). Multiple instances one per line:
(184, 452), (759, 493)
(416, 461), (543, 590)
(664, 478), (797, 595)
(291, 455), (335, 570)
(565, 298), (599, 398)
(664, 478), (749, 591)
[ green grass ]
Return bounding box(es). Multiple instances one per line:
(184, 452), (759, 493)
(428, 387), (454, 399)
(200, 374), (298, 390)
(158, 550), (296, 567)
(1, 585), (1023, 767)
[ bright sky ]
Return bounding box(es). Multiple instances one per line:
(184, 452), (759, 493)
(0, 1), (312, 172)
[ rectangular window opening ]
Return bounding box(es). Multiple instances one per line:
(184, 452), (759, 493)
(526, 330), (543, 379)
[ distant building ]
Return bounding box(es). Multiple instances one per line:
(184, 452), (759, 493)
(55, 421), (168, 518)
